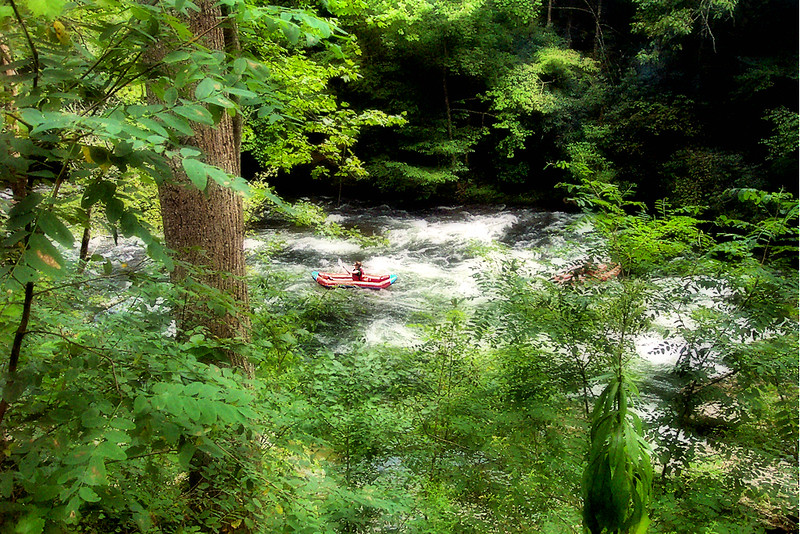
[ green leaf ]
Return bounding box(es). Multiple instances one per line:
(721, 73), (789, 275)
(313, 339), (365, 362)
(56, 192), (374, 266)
(232, 57), (248, 75)
(37, 211), (74, 247)
(164, 87), (179, 106)
(279, 21), (301, 45)
(147, 241), (174, 271)
(106, 197), (124, 223)
(24, 0), (66, 18)
(95, 440), (127, 461)
(163, 51), (191, 64)
(164, 14), (192, 39)
(0, 472), (13, 498)
(64, 445), (93, 465)
(195, 78), (217, 100)
(110, 417), (136, 430)
(178, 441), (196, 469)
(82, 456), (107, 486)
(133, 395), (148, 413)
(180, 147), (202, 158)
(25, 234), (65, 275)
(182, 158), (208, 190)
(12, 514), (45, 534)
(82, 180), (115, 209)
(8, 192), (43, 217)
(139, 118), (169, 138)
(78, 486), (101, 503)
(173, 104), (214, 125)
(159, 112), (194, 136)
(182, 397), (201, 421)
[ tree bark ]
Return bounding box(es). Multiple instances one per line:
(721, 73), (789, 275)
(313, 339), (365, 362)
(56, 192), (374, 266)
(593, 0), (603, 57)
(442, 42), (457, 168)
(155, 1), (253, 377)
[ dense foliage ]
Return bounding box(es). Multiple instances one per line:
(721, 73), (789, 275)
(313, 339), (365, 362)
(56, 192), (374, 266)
(1, 0), (797, 532)
(252, 0), (797, 206)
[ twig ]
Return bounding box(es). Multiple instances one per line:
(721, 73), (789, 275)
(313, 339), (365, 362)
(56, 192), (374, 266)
(8, 0), (39, 89)
(109, 448), (174, 463)
(0, 281), (35, 428)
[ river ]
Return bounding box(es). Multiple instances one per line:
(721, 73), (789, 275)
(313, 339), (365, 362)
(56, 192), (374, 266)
(249, 203), (592, 348)
(246, 201), (678, 405)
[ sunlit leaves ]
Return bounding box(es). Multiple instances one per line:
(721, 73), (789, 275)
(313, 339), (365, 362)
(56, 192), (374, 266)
(2, 0), (348, 291)
(23, 0), (67, 19)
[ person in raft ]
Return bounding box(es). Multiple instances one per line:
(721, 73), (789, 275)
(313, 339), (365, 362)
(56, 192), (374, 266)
(350, 261), (364, 281)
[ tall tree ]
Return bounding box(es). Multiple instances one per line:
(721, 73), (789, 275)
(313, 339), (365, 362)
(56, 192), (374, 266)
(153, 0), (253, 376)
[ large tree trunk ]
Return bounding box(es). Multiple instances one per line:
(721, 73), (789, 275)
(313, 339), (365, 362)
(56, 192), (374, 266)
(156, 1), (253, 377)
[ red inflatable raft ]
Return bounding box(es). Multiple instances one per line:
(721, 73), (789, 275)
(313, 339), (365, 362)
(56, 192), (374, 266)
(311, 271), (398, 289)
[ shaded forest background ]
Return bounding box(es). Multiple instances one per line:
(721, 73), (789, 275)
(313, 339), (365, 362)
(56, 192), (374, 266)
(244, 0), (798, 210)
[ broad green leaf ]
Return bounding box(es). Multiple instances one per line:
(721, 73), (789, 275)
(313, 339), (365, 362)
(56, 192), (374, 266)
(162, 51), (191, 64)
(25, 234), (65, 275)
(12, 514), (45, 534)
(195, 78), (217, 100)
(24, 0), (66, 18)
(182, 397), (200, 421)
(64, 445), (93, 465)
(95, 440), (127, 461)
(105, 197), (124, 223)
(133, 395), (148, 413)
(164, 14), (192, 39)
(82, 456), (107, 486)
(159, 112), (194, 136)
(119, 211), (142, 238)
(96, 118), (123, 136)
(197, 400), (217, 425)
(110, 417), (136, 430)
(173, 104), (214, 125)
(7, 211), (36, 232)
(180, 147), (201, 158)
(139, 118), (169, 138)
(82, 180), (116, 209)
(280, 21), (301, 45)
(0, 472), (12, 499)
(78, 486), (101, 503)
(226, 86), (258, 99)
(164, 87), (179, 106)
(9, 264), (38, 285)
(81, 408), (105, 428)
(37, 211), (74, 247)
(182, 158), (208, 190)
(8, 192), (42, 217)
(232, 57), (247, 75)
(147, 241), (174, 271)
(178, 441), (196, 469)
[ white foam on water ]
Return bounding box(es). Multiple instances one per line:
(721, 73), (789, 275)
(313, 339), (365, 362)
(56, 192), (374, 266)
(363, 318), (421, 348)
(288, 236), (363, 256)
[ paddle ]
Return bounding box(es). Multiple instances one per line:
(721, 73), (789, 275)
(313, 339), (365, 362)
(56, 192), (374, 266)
(338, 258), (348, 273)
